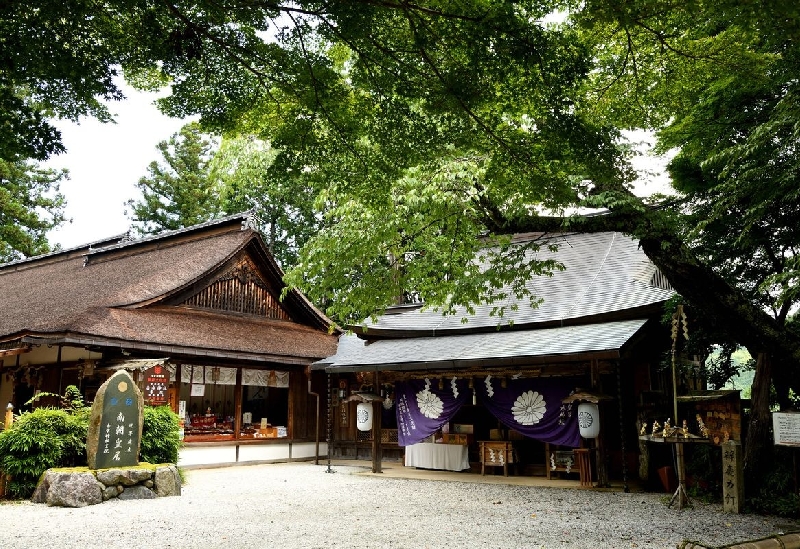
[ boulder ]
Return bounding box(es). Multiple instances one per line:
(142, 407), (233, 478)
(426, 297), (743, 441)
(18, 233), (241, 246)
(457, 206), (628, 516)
(36, 471), (103, 508)
(154, 465), (181, 497)
(117, 485), (156, 500)
(97, 468), (153, 486)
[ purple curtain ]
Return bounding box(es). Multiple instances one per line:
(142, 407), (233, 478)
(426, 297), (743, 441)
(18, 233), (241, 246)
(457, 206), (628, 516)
(476, 375), (580, 447)
(395, 378), (469, 446)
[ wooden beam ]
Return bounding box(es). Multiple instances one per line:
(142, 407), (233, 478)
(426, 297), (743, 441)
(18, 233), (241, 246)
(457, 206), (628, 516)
(0, 347), (30, 358)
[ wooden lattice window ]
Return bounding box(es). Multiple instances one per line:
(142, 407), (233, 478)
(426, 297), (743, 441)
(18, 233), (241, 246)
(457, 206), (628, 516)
(182, 257), (290, 320)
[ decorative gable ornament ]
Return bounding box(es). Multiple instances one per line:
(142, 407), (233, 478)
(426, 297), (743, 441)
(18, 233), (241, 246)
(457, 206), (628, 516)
(182, 256), (290, 320)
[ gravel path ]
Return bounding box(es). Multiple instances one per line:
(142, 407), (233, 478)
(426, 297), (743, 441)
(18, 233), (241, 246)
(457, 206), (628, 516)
(0, 462), (795, 549)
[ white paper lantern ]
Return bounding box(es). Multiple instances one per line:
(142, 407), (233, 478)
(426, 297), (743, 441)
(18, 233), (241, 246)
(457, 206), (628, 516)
(356, 402), (373, 431)
(577, 402), (600, 438)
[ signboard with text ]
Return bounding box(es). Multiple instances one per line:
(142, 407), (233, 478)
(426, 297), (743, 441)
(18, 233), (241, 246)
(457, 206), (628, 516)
(773, 412), (800, 446)
(87, 370), (143, 469)
(142, 364), (169, 406)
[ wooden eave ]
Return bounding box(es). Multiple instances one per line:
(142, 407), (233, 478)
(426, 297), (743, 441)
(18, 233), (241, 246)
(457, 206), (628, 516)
(350, 302), (667, 340)
(20, 333), (321, 367)
(320, 348), (621, 375)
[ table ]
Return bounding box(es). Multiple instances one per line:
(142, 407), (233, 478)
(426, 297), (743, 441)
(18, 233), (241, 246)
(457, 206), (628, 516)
(405, 443), (470, 471)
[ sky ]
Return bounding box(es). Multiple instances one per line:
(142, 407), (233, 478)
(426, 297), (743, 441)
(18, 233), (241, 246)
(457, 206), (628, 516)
(44, 85), (187, 250)
(44, 86), (672, 251)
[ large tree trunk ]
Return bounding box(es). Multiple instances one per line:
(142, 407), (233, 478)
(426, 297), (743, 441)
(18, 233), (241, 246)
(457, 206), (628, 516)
(745, 352), (773, 482)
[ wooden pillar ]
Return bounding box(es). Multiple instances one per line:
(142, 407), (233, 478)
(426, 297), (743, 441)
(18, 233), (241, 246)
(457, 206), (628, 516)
(591, 359), (609, 487)
(234, 367), (243, 462)
(372, 370), (382, 473)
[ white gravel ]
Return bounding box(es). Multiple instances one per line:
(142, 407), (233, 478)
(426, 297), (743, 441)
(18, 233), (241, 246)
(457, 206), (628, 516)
(0, 461), (795, 549)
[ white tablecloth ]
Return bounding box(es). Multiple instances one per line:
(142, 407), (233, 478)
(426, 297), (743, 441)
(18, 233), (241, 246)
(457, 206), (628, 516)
(405, 443), (470, 471)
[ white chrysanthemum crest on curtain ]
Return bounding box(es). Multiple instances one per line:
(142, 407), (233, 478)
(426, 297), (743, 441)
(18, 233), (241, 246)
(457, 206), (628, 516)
(512, 390), (547, 425)
(416, 378), (444, 419)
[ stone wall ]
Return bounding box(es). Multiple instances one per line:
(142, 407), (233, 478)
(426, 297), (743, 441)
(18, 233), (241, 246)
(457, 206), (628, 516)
(31, 464), (181, 508)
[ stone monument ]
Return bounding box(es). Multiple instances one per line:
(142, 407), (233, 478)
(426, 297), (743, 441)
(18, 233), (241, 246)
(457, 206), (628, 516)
(86, 370), (144, 470)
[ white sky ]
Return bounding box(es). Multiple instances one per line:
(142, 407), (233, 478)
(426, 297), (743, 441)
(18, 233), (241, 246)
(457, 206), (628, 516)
(44, 87), (672, 251)
(45, 85), (187, 250)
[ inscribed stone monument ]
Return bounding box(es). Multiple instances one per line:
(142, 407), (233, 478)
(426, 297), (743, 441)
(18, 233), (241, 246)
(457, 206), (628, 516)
(87, 370), (144, 470)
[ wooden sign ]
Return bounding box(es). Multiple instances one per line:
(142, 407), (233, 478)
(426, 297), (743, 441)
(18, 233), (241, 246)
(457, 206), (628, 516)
(773, 412), (800, 446)
(142, 364), (169, 406)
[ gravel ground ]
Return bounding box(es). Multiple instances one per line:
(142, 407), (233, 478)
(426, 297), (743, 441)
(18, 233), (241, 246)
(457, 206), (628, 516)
(0, 462), (796, 549)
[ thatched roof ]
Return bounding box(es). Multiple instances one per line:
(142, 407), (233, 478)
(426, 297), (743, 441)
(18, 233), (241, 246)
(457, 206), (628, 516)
(0, 214), (337, 364)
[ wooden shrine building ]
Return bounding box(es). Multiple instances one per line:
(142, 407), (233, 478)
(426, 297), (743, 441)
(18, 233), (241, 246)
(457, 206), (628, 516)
(0, 214), (337, 467)
(316, 231), (684, 488)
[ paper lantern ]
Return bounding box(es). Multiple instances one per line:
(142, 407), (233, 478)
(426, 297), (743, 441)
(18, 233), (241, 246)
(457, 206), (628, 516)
(356, 402), (373, 431)
(578, 402), (600, 438)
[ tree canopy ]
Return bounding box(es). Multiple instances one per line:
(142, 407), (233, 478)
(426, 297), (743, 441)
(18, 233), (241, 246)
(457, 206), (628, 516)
(126, 122), (221, 235)
(0, 159), (67, 263)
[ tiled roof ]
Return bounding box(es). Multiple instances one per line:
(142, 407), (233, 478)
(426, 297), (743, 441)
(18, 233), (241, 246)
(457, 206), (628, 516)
(317, 319), (649, 372)
(359, 232), (673, 336)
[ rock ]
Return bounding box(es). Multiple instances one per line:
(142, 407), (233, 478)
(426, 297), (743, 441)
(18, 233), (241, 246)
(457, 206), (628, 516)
(102, 486), (118, 501)
(97, 468), (152, 486)
(43, 472), (103, 507)
(30, 472), (52, 504)
(144, 480), (154, 488)
(154, 465), (182, 497)
(117, 485), (156, 500)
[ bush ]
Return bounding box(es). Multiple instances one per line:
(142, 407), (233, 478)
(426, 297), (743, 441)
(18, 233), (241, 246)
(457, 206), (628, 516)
(746, 447), (800, 517)
(0, 407), (88, 498)
(140, 406), (181, 464)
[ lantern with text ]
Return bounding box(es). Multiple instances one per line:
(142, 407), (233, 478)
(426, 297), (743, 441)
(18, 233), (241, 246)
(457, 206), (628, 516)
(578, 402), (600, 438)
(356, 402), (373, 431)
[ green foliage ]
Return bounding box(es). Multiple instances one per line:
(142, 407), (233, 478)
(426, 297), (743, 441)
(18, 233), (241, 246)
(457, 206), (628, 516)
(0, 158), (67, 262)
(126, 122), (221, 235)
(685, 445), (722, 503)
(0, 408), (88, 498)
(745, 446), (800, 517)
(140, 406), (181, 465)
(211, 135), (321, 268)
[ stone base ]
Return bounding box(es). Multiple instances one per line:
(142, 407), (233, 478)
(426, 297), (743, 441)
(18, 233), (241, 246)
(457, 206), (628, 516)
(31, 464), (181, 507)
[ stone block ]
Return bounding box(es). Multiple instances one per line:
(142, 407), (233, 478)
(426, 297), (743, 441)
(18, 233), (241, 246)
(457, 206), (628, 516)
(42, 471), (103, 507)
(154, 465), (181, 497)
(117, 485), (156, 500)
(97, 468), (152, 486)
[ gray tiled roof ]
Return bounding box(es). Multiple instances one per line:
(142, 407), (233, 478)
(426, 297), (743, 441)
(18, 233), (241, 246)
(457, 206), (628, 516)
(317, 319), (648, 372)
(359, 232), (673, 335)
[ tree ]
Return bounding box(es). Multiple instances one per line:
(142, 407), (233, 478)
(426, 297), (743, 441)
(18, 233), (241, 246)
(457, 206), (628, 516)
(572, 0), (800, 484)
(0, 159), (67, 263)
(211, 136), (320, 268)
(126, 122), (221, 235)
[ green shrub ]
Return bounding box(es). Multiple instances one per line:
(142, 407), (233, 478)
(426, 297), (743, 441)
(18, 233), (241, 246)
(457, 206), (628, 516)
(746, 447), (800, 517)
(140, 406), (181, 464)
(0, 407), (88, 498)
